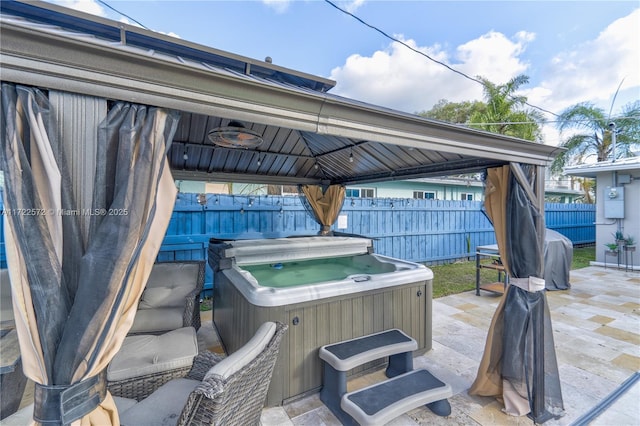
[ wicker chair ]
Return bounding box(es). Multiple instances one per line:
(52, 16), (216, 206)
(114, 321), (287, 426)
(128, 260), (205, 335)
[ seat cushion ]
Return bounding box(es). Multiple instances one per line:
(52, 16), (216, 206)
(204, 322), (276, 381)
(108, 327), (198, 382)
(117, 378), (200, 426)
(113, 396), (138, 413)
(129, 307), (184, 334)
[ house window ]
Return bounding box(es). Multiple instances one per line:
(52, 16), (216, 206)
(461, 193), (473, 201)
(413, 191), (435, 200)
(346, 188), (375, 198)
(267, 185), (299, 196)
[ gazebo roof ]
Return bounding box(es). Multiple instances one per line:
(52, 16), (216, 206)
(0, 0), (563, 186)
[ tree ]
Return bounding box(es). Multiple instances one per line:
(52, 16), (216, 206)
(418, 75), (544, 142)
(468, 74), (545, 142)
(551, 100), (640, 174)
(418, 99), (487, 124)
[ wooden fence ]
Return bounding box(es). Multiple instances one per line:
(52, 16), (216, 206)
(158, 193), (595, 291)
(0, 193), (596, 291)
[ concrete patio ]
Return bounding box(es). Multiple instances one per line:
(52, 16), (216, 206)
(10, 265), (639, 425)
(252, 265), (639, 425)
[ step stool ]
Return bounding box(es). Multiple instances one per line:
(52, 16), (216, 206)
(319, 329), (451, 425)
(342, 369), (452, 426)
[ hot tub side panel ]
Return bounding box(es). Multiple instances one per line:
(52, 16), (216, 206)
(213, 271), (432, 406)
(212, 271), (289, 407)
(286, 280), (432, 402)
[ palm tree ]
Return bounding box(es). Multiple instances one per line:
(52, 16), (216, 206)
(469, 74), (545, 142)
(551, 100), (640, 174)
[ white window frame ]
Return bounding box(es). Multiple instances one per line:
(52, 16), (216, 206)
(346, 187), (375, 198)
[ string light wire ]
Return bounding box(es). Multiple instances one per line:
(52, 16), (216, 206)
(323, 0), (559, 118)
(97, 0), (150, 30)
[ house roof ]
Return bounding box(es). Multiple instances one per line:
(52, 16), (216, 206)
(563, 157), (640, 178)
(0, 0), (564, 186)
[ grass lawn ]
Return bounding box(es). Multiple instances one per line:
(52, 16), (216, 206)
(429, 245), (595, 298)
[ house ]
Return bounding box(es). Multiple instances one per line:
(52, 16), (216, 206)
(175, 175), (583, 203)
(564, 157), (640, 269)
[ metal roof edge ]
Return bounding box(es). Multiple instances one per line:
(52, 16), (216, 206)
(1, 6), (562, 169)
(564, 157), (640, 177)
(0, 0), (336, 93)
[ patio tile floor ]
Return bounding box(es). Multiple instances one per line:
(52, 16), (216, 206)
(251, 266), (639, 425)
(11, 265), (640, 425)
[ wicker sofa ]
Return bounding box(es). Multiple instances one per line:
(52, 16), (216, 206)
(114, 321), (287, 426)
(128, 260), (205, 334)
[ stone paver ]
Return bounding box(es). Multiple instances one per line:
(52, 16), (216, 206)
(261, 266), (640, 425)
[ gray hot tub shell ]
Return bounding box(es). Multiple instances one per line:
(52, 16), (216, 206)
(208, 236), (434, 406)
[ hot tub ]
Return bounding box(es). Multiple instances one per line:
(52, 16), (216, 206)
(209, 236), (434, 406)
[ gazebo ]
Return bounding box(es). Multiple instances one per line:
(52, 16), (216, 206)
(1, 0), (565, 423)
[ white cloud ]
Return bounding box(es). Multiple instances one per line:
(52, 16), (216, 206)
(329, 31), (532, 114)
(345, 0), (366, 14)
(329, 9), (639, 148)
(52, 0), (106, 17)
(455, 30), (531, 84)
(528, 9), (640, 117)
(262, 0), (291, 14)
(116, 16), (181, 39)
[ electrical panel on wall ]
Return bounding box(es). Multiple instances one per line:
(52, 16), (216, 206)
(604, 186), (625, 219)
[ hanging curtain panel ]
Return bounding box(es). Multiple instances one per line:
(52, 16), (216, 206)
(299, 184), (346, 235)
(469, 164), (564, 423)
(0, 83), (179, 425)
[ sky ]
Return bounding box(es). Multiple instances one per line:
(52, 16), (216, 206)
(46, 0), (640, 147)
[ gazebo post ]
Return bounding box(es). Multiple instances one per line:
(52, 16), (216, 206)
(532, 164), (546, 421)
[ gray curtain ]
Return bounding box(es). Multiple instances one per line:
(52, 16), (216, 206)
(0, 83), (178, 424)
(470, 164), (564, 423)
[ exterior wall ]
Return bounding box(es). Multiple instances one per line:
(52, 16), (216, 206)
(175, 180), (267, 195)
(594, 171), (640, 266)
(349, 180), (484, 201)
(174, 179), (581, 203)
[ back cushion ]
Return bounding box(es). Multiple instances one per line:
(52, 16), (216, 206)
(138, 262), (201, 310)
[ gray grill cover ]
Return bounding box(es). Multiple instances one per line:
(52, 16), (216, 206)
(544, 229), (573, 290)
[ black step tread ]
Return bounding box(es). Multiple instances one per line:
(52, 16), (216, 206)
(319, 329), (416, 371)
(341, 369), (452, 426)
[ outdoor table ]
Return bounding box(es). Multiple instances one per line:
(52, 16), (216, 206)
(475, 244), (508, 295)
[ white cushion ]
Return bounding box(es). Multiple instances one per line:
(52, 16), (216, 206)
(108, 327), (198, 382)
(118, 378), (200, 426)
(204, 322), (276, 381)
(138, 263), (200, 309)
(129, 307), (184, 334)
